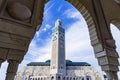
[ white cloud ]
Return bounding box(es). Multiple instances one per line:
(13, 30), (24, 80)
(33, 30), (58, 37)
(44, 1), (56, 15)
(65, 19), (100, 70)
(46, 24), (52, 29)
(57, 5), (63, 12)
(26, 38), (51, 61)
(62, 8), (82, 20)
(40, 24), (52, 32)
(35, 24), (52, 39)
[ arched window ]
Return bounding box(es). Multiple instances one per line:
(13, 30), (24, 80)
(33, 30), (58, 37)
(63, 77), (65, 80)
(73, 78), (75, 80)
(67, 77), (69, 80)
(51, 76), (54, 80)
(58, 76), (61, 80)
(86, 76), (91, 80)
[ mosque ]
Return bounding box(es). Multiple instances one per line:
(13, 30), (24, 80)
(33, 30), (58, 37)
(15, 19), (105, 80)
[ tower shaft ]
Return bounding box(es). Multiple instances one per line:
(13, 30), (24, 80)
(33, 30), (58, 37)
(50, 19), (66, 76)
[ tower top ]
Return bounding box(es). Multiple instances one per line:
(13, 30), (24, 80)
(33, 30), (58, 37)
(55, 18), (62, 27)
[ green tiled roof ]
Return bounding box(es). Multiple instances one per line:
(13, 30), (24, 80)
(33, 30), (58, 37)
(27, 60), (91, 66)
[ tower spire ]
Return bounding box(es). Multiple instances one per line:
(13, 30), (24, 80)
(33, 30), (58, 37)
(55, 18), (62, 27)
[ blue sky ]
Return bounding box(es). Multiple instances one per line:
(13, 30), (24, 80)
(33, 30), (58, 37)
(0, 0), (120, 80)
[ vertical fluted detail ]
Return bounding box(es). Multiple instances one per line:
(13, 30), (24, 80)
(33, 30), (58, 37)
(5, 60), (19, 80)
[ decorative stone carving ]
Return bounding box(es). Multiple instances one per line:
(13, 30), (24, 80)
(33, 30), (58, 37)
(7, 2), (31, 21)
(98, 57), (108, 65)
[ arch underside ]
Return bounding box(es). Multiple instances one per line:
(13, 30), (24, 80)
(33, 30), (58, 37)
(67, 0), (103, 53)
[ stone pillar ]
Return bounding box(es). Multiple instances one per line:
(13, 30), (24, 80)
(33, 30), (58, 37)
(105, 71), (118, 80)
(91, 0), (119, 79)
(5, 60), (19, 80)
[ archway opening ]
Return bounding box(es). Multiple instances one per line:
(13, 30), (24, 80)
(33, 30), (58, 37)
(7, 0), (105, 80)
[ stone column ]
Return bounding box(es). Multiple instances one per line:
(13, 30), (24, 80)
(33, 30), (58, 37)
(91, 0), (119, 79)
(5, 60), (19, 80)
(105, 71), (118, 80)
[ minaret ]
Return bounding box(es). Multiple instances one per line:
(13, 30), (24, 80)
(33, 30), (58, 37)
(50, 19), (66, 76)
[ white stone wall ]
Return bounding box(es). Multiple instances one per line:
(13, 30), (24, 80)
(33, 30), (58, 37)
(15, 66), (104, 80)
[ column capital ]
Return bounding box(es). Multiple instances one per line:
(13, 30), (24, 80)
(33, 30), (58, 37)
(7, 59), (19, 63)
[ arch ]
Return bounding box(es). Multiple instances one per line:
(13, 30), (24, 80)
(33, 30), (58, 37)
(62, 77), (65, 80)
(67, 0), (100, 48)
(94, 72), (102, 80)
(58, 76), (61, 80)
(85, 72), (92, 80)
(65, 1), (119, 79)
(51, 76), (54, 80)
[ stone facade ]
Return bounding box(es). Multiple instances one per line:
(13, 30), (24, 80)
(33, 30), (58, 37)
(15, 61), (104, 80)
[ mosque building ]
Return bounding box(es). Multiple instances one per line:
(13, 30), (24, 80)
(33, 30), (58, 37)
(15, 19), (105, 80)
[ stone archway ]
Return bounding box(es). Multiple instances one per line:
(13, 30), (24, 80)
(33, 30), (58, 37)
(66, 0), (119, 80)
(0, 0), (120, 80)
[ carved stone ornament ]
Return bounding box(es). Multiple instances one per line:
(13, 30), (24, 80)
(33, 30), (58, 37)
(7, 2), (31, 21)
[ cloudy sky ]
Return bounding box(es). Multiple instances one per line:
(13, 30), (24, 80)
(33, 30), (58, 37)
(0, 0), (120, 79)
